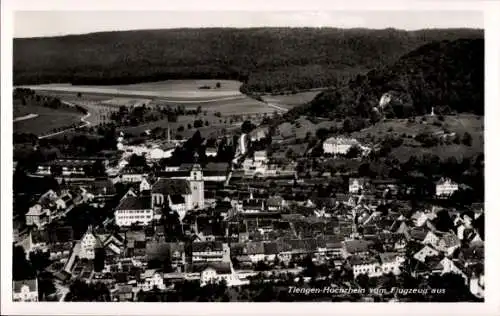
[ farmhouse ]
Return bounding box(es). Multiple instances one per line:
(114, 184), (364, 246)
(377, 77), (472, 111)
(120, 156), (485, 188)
(435, 177), (459, 197)
(322, 137), (360, 155)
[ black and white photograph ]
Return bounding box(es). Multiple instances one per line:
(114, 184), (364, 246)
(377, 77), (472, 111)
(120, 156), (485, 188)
(2, 0), (500, 315)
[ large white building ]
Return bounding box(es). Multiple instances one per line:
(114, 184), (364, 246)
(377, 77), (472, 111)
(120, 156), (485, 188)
(192, 241), (231, 263)
(323, 137), (360, 155)
(114, 196), (154, 227)
(435, 177), (459, 197)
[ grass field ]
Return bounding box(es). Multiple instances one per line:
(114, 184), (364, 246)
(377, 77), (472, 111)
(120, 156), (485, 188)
(13, 102), (83, 136)
(22, 79), (244, 101)
(120, 113), (243, 138)
(261, 91), (321, 109)
(33, 80), (276, 118)
(352, 114), (484, 161)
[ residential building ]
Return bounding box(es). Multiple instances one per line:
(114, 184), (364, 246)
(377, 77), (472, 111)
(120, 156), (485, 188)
(435, 178), (459, 197)
(349, 178), (369, 194)
(114, 196), (154, 227)
(139, 269), (166, 291)
(192, 241), (230, 263)
(413, 245), (440, 263)
(195, 262), (240, 287)
(12, 279), (39, 302)
(323, 137), (360, 155)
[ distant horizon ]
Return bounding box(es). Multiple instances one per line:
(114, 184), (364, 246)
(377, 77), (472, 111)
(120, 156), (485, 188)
(14, 26), (484, 40)
(14, 11), (483, 38)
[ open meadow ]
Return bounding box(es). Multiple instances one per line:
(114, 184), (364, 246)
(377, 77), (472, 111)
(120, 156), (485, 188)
(32, 80), (278, 120)
(21, 79), (243, 101)
(261, 91), (322, 110)
(13, 100), (84, 136)
(352, 114), (484, 161)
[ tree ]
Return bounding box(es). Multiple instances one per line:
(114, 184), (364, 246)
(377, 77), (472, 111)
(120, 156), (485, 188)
(315, 128), (329, 141)
(345, 145), (362, 159)
(462, 132), (473, 146)
(193, 119), (203, 128)
(128, 154), (147, 168)
(241, 120), (256, 134)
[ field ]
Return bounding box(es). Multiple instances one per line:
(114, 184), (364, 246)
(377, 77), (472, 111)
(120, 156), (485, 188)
(32, 80), (278, 119)
(13, 101), (84, 136)
(261, 91), (322, 110)
(120, 113), (244, 139)
(21, 79), (243, 101)
(352, 114), (484, 161)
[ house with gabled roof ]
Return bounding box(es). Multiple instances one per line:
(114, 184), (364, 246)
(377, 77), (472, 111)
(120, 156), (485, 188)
(12, 278), (38, 302)
(435, 177), (459, 198)
(436, 232), (461, 256)
(413, 245), (440, 263)
(114, 195), (153, 227)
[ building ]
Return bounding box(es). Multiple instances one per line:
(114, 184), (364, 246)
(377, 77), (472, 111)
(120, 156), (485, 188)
(79, 226), (104, 259)
(114, 196), (154, 227)
(205, 147), (218, 157)
(153, 165), (205, 211)
(139, 269), (166, 291)
(323, 137), (360, 155)
(349, 178), (369, 194)
(25, 190), (63, 228)
(195, 262), (241, 287)
(435, 178), (459, 197)
(351, 256), (380, 278)
(413, 245), (440, 263)
(12, 279), (39, 302)
(192, 241), (230, 263)
(379, 252), (405, 275)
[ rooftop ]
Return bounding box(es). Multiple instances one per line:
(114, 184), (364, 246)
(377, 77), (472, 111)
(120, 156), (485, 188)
(151, 178), (190, 195)
(116, 196), (152, 211)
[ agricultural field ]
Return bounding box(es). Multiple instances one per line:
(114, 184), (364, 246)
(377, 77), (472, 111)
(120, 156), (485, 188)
(21, 79), (244, 101)
(32, 80), (277, 118)
(13, 101), (84, 136)
(261, 90), (322, 110)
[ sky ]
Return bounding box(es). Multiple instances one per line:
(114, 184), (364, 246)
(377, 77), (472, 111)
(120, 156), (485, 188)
(14, 11), (483, 38)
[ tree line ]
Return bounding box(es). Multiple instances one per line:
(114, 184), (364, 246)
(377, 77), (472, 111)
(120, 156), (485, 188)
(14, 28), (482, 93)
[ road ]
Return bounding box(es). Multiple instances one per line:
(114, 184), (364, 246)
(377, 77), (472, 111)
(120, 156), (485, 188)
(38, 101), (92, 139)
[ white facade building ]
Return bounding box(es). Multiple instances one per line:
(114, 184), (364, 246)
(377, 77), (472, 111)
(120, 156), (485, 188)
(114, 196), (154, 227)
(435, 178), (459, 197)
(12, 279), (39, 302)
(323, 137), (360, 155)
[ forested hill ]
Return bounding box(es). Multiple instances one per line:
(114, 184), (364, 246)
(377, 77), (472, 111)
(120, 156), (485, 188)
(14, 27), (482, 93)
(288, 38), (484, 120)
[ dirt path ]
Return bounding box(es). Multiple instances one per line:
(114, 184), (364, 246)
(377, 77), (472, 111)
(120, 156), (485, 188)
(38, 101), (91, 139)
(13, 113), (40, 122)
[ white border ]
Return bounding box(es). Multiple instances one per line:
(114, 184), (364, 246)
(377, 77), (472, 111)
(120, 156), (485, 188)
(2, 1), (500, 315)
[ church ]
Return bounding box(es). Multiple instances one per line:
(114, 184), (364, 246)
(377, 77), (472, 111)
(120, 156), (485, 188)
(150, 163), (205, 220)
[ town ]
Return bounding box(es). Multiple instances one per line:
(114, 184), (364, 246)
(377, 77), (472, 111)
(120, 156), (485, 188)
(10, 19), (485, 304)
(12, 91), (484, 302)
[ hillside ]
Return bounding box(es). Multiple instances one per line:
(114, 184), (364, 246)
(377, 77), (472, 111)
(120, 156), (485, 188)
(14, 28), (483, 93)
(289, 38), (484, 119)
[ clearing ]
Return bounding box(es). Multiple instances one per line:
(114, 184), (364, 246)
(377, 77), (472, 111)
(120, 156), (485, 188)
(261, 91), (321, 110)
(13, 102), (84, 136)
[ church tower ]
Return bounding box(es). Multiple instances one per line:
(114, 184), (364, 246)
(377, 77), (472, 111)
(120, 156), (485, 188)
(189, 155), (204, 210)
